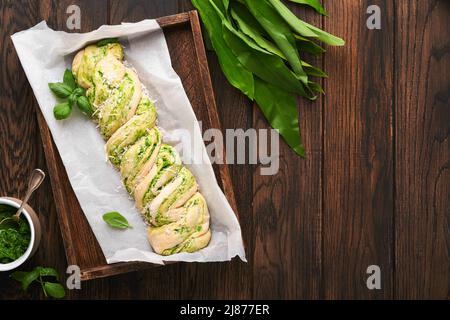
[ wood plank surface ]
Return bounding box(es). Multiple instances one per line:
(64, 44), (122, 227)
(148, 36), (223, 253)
(252, 3), (323, 299)
(0, 0), (57, 300)
(394, 0), (450, 299)
(323, 0), (394, 299)
(0, 0), (448, 300)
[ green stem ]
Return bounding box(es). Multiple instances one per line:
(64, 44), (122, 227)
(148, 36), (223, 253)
(39, 275), (48, 297)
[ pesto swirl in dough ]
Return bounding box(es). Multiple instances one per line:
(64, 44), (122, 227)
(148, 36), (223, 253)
(72, 42), (211, 256)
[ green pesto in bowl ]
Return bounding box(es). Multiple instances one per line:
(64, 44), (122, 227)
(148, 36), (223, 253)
(0, 204), (31, 264)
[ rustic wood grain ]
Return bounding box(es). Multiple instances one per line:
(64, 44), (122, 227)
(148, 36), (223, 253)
(0, 0), (67, 300)
(394, 0), (450, 299)
(1, 0), (449, 300)
(252, 3), (323, 299)
(322, 0), (394, 299)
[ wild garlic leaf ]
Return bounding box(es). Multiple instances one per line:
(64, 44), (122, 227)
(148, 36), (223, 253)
(230, 2), (286, 59)
(264, 0), (318, 38)
(222, 24), (308, 96)
(268, 0), (344, 46)
(192, 0), (255, 99)
(308, 81), (325, 94)
(288, 0), (328, 16)
(294, 34), (326, 55)
(253, 78), (306, 157)
(243, 0), (308, 83)
(209, 0), (271, 55)
(301, 61), (328, 78)
(221, 0), (229, 10)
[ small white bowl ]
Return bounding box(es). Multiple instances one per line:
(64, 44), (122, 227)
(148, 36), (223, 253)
(0, 197), (42, 272)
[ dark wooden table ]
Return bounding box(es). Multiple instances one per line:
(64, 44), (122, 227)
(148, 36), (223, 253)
(0, 0), (448, 300)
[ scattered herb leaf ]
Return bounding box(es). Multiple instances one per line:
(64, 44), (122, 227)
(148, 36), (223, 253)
(17, 268), (40, 291)
(10, 266), (65, 299)
(102, 211), (132, 229)
(10, 271), (28, 282)
(48, 82), (72, 98)
(63, 69), (77, 90)
(35, 267), (60, 280)
(49, 69), (93, 120)
(53, 101), (72, 120)
(76, 95), (93, 116)
(43, 282), (66, 298)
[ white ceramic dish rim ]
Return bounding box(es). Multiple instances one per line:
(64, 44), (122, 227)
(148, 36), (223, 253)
(0, 197), (35, 272)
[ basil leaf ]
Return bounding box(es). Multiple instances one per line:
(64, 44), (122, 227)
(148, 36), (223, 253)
(37, 267), (60, 280)
(20, 269), (40, 291)
(76, 96), (93, 116)
(63, 69), (76, 90)
(10, 271), (28, 282)
(243, 0), (307, 83)
(53, 101), (72, 120)
(102, 211), (131, 229)
(288, 0), (327, 16)
(48, 82), (73, 98)
(192, 0), (255, 99)
(97, 38), (119, 47)
(68, 93), (77, 107)
(43, 282), (66, 299)
(254, 78), (305, 157)
(73, 87), (86, 97)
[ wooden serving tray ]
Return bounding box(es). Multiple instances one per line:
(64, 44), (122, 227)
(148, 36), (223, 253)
(36, 11), (238, 281)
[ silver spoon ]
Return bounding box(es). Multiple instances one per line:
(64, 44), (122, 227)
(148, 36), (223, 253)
(0, 169), (45, 227)
(12, 169), (46, 223)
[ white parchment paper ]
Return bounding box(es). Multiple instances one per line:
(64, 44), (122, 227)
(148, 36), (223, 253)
(11, 20), (246, 265)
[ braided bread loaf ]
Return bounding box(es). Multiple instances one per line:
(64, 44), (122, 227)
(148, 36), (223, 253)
(72, 43), (211, 255)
